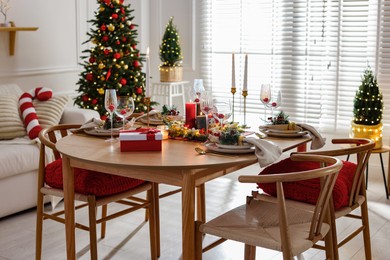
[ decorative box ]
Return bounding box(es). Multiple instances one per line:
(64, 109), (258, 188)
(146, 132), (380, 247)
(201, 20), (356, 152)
(119, 128), (163, 152)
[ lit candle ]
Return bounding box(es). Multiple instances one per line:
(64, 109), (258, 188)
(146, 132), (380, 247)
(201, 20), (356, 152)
(185, 102), (196, 129)
(196, 114), (207, 130)
(232, 53), (236, 89)
(146, 47), (150, 97)
(243, 54), (248, 91)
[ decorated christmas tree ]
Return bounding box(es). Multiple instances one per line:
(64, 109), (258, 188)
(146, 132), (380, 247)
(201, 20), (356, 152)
(74, 0), (151, 118)
(160, 17), (183, 67)
(353, 68), (383, 125)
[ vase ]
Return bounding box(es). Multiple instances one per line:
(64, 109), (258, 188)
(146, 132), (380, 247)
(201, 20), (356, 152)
(159, 66), (183, 82)
(350, 121), (382, 149)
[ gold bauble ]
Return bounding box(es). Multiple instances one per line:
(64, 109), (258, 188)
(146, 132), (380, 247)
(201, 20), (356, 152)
(120, 24), (124, 28)
(97, 88), (104, 95)
(124, 65), (128, 69)
(101, 76), (105, 81)
(100, 7), (105, 12)
(98, 63), (105, 69)
(108, 24), (115, 32)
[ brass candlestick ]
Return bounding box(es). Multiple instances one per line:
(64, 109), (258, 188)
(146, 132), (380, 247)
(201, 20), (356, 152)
(144, 97), (151, 129)
(231, 87), (236, 122)
(242, 90), (248, 125)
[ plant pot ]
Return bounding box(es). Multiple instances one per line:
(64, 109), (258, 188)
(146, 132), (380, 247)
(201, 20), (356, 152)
(350, 121), (383, 149)
(159, 66), (183, 82)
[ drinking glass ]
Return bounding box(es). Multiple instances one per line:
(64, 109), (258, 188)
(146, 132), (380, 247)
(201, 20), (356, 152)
(104, 89), (118, 142)
(267, 90), (282, 119)
(212, 98), (232, 125)
(189, 79), (205, 101)
(260, 84), (272, 122)
(115, 96), (135, 130)
(200, 91), (214, 132)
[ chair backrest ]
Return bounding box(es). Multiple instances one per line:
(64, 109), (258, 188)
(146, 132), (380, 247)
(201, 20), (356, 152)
(293, 138), (375, 207)
(239, 154), (343, 255)
(39, 124), (81, 160)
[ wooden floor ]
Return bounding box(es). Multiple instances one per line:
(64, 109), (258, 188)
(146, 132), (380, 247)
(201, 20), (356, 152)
(0, 160), (390, 259)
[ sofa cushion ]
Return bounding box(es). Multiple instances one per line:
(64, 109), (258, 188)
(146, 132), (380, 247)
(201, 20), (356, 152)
(45, 158), (146, 197)
(0, 142), (40, 180)
(33, 95), (69, 129)
(0, 95), (27, 139)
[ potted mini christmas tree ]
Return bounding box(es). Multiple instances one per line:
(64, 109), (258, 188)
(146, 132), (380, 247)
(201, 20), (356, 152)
(74, 0), (155, 118)
(351, 68), (384, 148)
(159, 17), (183, 82)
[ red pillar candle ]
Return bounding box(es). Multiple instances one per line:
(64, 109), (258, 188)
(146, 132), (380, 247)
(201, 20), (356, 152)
(185, 102), (196, 129)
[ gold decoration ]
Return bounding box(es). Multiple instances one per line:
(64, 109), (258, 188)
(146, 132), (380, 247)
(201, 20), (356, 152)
(350, 121), (383, 149)
(98, 63), (105, 69)
(101, 76), (105, 81)
(124, 65), (128, 69)
(97, 88), (104, 95)
(108, 24), (115, 32)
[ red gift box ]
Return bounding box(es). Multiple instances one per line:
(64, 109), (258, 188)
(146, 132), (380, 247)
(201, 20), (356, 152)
(119, 128), (162, 152)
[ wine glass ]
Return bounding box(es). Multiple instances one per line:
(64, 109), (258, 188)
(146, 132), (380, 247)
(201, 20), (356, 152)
(115, 96), (135, 130)
(104, 89), (118, 142)
(200, 91), (214, 132)
(212, 98), (232, 125)
(267, 90), (282, 119)
(260, 84), (272, 122)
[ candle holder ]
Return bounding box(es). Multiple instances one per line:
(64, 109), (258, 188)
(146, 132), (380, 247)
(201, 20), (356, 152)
(242, 90), (248, 125)
(231, 87), (236, 122)
(144, 96), (151, 129)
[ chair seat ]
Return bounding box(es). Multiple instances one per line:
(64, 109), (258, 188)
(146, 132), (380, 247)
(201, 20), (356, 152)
(200, 198), (330, 256)
(258, 158), (357, 209)
(45, 158), (145, 197)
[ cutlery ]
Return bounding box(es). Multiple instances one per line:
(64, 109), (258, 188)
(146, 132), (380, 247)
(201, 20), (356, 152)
(194, 147), (235, 157)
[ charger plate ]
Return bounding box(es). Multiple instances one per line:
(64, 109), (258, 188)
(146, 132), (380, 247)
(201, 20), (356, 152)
(205, 143), (255, 154)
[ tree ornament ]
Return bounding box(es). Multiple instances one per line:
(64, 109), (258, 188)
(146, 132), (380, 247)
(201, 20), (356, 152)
(108, 24), (115, 31)
(120, 78), (127, 85)
(98, 63), (105, 69)
(102, 35), (109, 42)
(92, 99), (98, 105)
(100, 24), (107, 31)
(136, 87), (142, 94)
(104, 0), (111, 5)
(100, 7), (105, 12)
(85, 73), (94, 81)
(113, 52), (121, 59)
(133, 60), (140, 68)
(124, 64), (128, 69)
(112, 13), (118, 19)
(106, 68), (112, 80)
(82, 95), (89, 102)
(104, 49), (110, 55)
(89, 56), (96, 63)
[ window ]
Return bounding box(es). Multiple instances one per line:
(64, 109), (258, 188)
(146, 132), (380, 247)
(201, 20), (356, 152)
(200, 0), (385, 133)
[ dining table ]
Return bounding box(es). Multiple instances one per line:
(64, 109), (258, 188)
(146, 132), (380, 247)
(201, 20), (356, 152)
(56, 132), (311, 260)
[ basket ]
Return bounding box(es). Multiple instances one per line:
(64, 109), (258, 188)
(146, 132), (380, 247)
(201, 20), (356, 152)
(350, 121), (383, 149)
(159, 66), (183, 82)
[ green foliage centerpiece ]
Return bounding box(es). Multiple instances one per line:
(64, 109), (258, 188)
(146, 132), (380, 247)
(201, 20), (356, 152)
(159, 17), (183, 82)
(351, 68), (384, 148)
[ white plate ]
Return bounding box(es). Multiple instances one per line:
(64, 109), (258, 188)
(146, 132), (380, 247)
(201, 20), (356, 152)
(205, 143), (255, 154)
(261, 130), (309, 138)
(259, 125), (302, 134)
(139, 117), (164, 125)
(216, 143), (254, 150)
(84, 128), (120, 137)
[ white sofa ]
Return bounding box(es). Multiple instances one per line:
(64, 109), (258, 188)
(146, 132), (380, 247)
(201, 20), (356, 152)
(0, 84), (100, 218)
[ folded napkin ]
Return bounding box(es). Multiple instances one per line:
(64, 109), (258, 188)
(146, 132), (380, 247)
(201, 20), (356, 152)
(71, 117), (104, 133)
(296, 123), (326, 150)
(134, 110), (159, 121)
(245, 137), (282, 167)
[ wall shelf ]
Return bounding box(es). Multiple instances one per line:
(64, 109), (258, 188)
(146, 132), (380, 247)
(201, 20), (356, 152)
(0, 21), (38, 56)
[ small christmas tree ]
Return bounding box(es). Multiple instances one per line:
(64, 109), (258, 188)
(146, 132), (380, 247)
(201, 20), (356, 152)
(74, 0), (153, 117)
(159, 17), (183, 67)
(353, 68), (383, 125)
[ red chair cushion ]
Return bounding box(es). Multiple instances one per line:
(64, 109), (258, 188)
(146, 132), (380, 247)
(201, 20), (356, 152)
(257, 158), (357, 209)
(45, 158), (145, 197)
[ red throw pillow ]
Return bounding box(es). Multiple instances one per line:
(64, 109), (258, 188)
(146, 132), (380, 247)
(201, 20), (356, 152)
(257, 157), (357, 209)
(45, 158), (145, 197)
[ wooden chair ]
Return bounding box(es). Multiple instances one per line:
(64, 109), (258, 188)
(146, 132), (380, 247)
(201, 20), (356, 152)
(290, 138), (375, 259)
(195, 154), (343, 259)
(35, 124), (159, 260)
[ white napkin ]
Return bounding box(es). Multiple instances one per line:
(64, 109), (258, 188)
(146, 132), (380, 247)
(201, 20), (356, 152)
(245, 137), (282, 167)
(296, 123), (326, 150)
(71, 118), (104, 133)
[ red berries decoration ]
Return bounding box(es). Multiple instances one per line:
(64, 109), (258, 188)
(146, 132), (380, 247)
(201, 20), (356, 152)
(85, 73), (94, 81)
(113, 53), (121, 59)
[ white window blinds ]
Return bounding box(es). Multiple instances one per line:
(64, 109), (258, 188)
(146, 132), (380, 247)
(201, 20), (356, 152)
(200, 0), (384, 133)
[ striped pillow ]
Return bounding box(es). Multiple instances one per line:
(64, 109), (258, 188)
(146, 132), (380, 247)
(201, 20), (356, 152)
(0, 95), (27, 139)
(33, 95), (69, 129)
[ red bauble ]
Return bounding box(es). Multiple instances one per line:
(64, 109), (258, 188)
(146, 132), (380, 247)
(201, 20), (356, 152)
(104, 49), (110, 55)
(102, 35), (109, 42)
(132, 44), (137, 49)
(122, 17), (125, 22)
(119, 0), (124, 4)
(116, 40), (121, 45)
(104, 0), (110, 5)
(120, 7), (125, 14)
(113, 53), (121, 59)
(122, 37), (127, 42)
(120, 78), (127, 85)
(136, 87), (143, 94)
(101, 115), (107, 121)
(92, 99), (98, 105)
(130, 24), (135, 30)
(89, 56), (96, 63)
(100, 24), (107, 31)
(133, 60), (140, 68)
(82, 95), (89, 102)
(85, 73), (93, 81)
(112, 13), (118, 19)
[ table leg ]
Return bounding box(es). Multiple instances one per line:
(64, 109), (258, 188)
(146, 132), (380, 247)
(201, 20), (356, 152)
(182, 173), (196, 260)
(62, 156), (76, 260)
(379, 154), (389, 199)
(196, 184), (206, 222)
